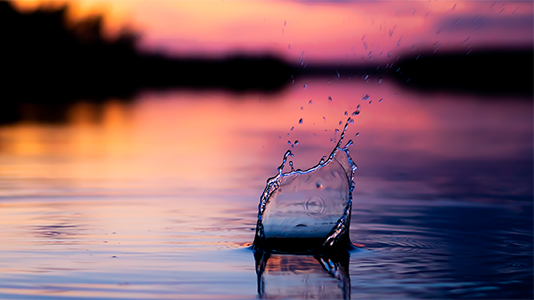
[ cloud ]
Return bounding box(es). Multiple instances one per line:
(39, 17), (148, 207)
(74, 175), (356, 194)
(437, 14), (534, 32)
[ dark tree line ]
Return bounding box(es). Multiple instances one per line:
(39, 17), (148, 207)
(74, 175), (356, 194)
(0, 1), (293, 104)
(0, 2), (531, 125)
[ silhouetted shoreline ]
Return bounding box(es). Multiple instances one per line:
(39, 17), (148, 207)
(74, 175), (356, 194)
(392, 48), (533, 97)
(0, 2), (293, 101)
(0, 2), (532, 125)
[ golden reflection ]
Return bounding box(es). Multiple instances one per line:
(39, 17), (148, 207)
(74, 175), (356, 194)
(2, 80), (530, 196)
(0, 81), (401, 193)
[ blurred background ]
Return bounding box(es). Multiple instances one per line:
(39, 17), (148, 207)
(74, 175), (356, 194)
(0, 1), (532, 299)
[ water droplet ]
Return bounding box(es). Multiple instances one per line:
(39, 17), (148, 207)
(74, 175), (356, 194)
(299, 118), (303, 124)
(288, 141), (291, 145)
(336, 71), (340, 78)
(355, 132), (360, 136)
(387, 52), (391, 58)
(288, 44), (291, 50)
(357, 104), (361, 109)
(301, 106), (304, 110)
(290, 126), (295, 131)
(335, 129), (340, 133)
(303, 84), (307, 89)
(328, 96), (332, 101)
(308, 100), (312, 105)
(294, 140), (299, 145)
(379, 98), (383, 103)
(378, 78), (382, 84)
(352, 110), (360, 116)
(369, 100), (372, 104)
(344, 111), (348, 116)
(327, 81), (331, 85)
(362, 94), (370, 101)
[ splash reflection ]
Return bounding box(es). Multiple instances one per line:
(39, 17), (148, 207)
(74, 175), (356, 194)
(254, 249), (351, 299)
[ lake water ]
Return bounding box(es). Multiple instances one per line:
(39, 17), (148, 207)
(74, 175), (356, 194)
(1, 78), (532, 299)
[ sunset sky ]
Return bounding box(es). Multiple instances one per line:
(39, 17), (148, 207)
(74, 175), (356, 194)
(12, 0), (533, 63)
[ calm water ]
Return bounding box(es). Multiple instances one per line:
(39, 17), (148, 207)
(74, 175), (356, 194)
(1, 79), (532, 299)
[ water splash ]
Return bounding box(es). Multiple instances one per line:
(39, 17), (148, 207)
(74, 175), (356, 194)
(253, 118), (357, 254)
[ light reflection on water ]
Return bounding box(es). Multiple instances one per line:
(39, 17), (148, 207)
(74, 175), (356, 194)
(0, 79), (532, 299)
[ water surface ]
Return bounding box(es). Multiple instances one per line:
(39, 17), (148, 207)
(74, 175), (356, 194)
(1, 79), (532, 299)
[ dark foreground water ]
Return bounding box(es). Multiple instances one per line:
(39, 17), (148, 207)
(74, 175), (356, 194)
(0, 79), (532, 299)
